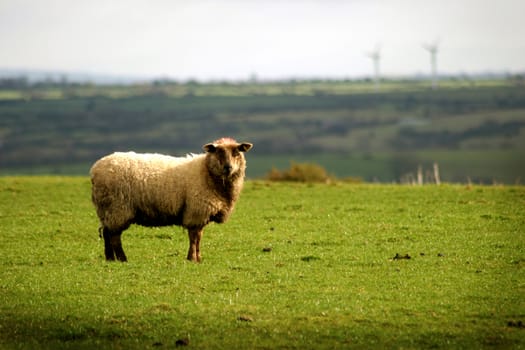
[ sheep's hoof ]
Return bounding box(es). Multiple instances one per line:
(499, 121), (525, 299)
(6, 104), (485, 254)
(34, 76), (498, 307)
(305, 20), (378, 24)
(186, 254), (201, 263)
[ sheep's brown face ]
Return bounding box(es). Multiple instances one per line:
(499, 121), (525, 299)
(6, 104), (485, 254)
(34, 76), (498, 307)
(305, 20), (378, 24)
(203, 139), (253, 179)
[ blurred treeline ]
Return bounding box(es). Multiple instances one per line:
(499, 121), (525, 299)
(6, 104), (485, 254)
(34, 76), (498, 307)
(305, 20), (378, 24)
(0, 77), (524, 183)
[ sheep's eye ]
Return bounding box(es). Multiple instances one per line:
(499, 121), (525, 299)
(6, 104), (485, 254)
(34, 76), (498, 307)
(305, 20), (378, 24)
(232, 149), (240, 157)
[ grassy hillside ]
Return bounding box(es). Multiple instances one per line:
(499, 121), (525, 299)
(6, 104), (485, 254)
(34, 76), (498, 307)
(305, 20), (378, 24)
(0, 79), (524, 182)
(0, 177), (524, 349)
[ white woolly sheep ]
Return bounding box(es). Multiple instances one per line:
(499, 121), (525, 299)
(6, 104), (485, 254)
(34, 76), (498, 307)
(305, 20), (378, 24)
(90, 138), (253, 262)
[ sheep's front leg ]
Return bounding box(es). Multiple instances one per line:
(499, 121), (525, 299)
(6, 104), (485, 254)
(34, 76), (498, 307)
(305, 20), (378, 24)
(187, 227), (203, 262)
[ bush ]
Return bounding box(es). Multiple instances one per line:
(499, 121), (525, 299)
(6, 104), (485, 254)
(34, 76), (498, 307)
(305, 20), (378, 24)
(266, 162), (332, 183)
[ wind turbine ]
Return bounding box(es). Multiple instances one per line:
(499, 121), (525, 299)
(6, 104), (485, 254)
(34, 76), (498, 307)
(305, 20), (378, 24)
(423, 40), (439, 89)
(366, 45), (381, 92)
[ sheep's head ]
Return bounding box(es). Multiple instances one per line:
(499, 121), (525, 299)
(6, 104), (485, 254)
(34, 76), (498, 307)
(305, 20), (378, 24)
(203, 138), (253, 180)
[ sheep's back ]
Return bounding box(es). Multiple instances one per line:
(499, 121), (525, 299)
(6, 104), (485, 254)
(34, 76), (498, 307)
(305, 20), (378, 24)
(91, 152), (203, 208)
(92, 151), (196, 178)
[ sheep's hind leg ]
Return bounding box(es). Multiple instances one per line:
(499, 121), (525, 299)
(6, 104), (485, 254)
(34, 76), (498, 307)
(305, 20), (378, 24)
(187, 227), (203, 263)
(111, 233), (127, 262)
(103, 228), (127, 262)
(102, 227), (115, 261)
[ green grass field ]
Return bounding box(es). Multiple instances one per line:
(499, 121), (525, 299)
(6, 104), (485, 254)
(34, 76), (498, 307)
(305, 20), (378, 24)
(0, 177), (524, 349)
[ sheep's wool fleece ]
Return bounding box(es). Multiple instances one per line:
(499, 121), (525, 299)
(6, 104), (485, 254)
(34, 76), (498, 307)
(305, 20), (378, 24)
(91, 151), (237, 230)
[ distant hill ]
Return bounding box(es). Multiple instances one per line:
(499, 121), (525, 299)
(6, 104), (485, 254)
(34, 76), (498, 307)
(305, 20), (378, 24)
(0, 68), (147, 85)
(0, 79), (524, 183)
(1, 68), (522, 86)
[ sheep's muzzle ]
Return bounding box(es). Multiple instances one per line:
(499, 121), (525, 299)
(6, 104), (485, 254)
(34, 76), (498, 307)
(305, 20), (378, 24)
(223, 164), (233, 176)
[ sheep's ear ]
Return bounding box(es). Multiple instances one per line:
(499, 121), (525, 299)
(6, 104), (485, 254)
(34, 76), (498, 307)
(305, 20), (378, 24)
(238, 143), (253, 153)
(203, 143), (217, 153)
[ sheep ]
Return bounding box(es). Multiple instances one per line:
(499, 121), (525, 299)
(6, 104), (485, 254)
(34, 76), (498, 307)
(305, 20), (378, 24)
(90, 138), (253, 262)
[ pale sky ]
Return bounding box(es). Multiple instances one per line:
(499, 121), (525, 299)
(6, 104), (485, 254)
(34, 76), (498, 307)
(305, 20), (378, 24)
(1, 0), (524, 81)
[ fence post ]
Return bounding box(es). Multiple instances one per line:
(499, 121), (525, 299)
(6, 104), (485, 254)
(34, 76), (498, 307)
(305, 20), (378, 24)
(433, 162), (441, 185)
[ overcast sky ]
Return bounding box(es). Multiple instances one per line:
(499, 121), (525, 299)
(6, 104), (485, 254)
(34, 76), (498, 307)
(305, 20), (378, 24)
(1, 0), (524, 81)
